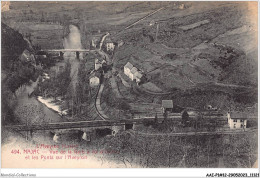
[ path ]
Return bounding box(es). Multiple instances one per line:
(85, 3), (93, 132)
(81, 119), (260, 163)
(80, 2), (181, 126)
(92, 33), (111, 120)
(124, 7), (165, 30)
(99, 33), (110, 50)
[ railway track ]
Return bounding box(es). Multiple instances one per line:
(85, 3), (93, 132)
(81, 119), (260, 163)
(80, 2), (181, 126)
(94, 83), (109, 120)
(129, 128), (258, 137)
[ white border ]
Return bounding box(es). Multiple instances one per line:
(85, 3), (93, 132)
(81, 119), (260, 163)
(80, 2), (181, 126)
(1, 0), (259, 177)
(1, 168), (260, 177)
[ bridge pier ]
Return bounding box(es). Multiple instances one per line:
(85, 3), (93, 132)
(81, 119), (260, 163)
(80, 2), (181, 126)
(30, 130), (33, 139)
(25, 130), (33, 141)
(53, 133), (60, 143)
(82, 131), (91, 141)
(26, 131), (29, 141)
(76, 51), (80, 59)
(59, 51), (64, 57)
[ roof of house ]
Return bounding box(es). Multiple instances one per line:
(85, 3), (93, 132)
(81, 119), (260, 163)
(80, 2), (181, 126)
(229, 112), (248, 119)
(130, 67), (138, 74)
(106, 38), (113, 43)
(95, 58), (101, 63)
(162, 100), (173, 109)
(95, 58), (106, 64)
(125, 62), (133, 70)
(134, 71), (143, 79)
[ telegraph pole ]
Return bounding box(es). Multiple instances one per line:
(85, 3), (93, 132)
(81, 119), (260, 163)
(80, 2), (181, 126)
(156, 23), (159, 41)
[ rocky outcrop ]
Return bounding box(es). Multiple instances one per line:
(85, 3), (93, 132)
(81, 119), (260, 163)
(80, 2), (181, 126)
(1, 23), (39, 124)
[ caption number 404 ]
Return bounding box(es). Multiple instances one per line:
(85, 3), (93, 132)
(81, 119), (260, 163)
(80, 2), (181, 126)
(11, 149), (21, 154)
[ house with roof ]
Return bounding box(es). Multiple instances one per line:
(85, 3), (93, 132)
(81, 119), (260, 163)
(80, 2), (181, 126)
(162, 100), (173, 113)
(130, 67), (138, 81)
(134, 71), (143, 84)
(227, 112), (247, 129)
(95, 58), (106, 70)
(124, 62), (144, 84)
(106, 38), (115, 51)
(89, 71), (101, 87)
(124, 62), (133, 78)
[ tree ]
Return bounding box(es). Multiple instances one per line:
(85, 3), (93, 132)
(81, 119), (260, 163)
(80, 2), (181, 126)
(182, 110), (189, 126)
(117, 99), (130, 111)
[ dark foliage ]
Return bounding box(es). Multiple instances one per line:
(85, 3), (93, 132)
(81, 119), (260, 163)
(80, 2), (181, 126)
(1, 23), (40, 124)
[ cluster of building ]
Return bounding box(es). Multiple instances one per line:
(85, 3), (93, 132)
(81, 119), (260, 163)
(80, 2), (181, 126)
(91, 35), (115, 52)
(89, 58), (107, 87)
(88, 33), (118, 87)
(161, 100), (249, 130)
(124, 62), (144, 85)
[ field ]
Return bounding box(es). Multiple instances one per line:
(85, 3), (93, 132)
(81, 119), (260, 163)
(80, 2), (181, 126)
(179, 19), (209, 31)
(2, 1), (257, 114)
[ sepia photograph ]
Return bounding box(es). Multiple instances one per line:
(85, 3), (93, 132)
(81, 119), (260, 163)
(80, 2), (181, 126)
(1, 0), (258, 176)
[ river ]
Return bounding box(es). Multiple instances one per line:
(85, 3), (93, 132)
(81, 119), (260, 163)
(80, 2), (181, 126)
(3, 79), (138, 167)
(2, 24), (140, 168)
(14, 79), (65, 125)
(12, 24), (84, 134)
(63, 24), (82, 90)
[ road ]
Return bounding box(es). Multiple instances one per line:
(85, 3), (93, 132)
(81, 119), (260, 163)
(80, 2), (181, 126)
(99, 33), (110, 50)
(95, 83), (109, 120)
(112, 6), (165, 37)
(4, 118), (157, 131)
(40, 49), (94, 52)
(93, 34), (113, 120)
(124, 7), (165, 30)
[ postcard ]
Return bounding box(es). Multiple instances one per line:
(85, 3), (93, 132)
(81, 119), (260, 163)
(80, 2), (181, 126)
(1, 1), (258, 177)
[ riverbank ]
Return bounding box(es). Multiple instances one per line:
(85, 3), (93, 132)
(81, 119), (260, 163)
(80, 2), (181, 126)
(37, 96), (68, 116)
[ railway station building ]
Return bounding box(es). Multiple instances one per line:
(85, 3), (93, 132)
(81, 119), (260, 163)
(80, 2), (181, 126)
(89, 71), (101, 87)
(106, 38), (115, 51)
(161, 100), (173, 113)
(124, 62), (144, 84)
(227, 112), (247, 129)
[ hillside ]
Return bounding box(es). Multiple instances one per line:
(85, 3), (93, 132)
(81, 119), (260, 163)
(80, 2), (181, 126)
(1, 23), (28, 70)
(113, 2), (257, 89)
(1, 23), (39, 124)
